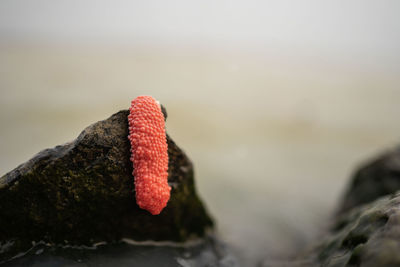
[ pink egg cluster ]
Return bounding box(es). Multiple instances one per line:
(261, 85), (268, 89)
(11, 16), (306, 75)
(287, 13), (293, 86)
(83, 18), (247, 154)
(128, 96), (170, 215)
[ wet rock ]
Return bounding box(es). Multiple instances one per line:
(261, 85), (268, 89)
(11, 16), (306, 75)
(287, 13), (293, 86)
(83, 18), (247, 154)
(265, 146), (400, 267)
(289, 193), (400, 267)
(339, 146), (400, 214)
(0, 110), (213, 262)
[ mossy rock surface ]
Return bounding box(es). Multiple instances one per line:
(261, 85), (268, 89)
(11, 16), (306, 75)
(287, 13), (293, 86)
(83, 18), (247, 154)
(0, 110), (213, 262)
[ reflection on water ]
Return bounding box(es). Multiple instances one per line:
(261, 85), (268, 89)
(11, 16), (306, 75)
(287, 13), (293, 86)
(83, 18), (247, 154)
(0, 45), (400, 265)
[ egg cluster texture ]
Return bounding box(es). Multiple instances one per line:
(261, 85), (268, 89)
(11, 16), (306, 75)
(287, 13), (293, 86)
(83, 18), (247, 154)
(128, 96), (170, 215)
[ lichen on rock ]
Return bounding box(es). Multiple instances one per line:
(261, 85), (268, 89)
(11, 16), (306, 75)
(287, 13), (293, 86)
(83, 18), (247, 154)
(0, 109), (213, 262)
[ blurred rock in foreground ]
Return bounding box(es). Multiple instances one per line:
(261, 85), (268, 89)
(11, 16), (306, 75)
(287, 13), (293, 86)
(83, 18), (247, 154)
(283, 193), (400, 267)
(338, 146), (400, 214)
(262, 146), (400, 267)
(0, 110), (213, 263)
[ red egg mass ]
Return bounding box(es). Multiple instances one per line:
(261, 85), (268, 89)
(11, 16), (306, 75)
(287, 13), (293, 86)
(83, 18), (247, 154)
(128, 95), (170, 215)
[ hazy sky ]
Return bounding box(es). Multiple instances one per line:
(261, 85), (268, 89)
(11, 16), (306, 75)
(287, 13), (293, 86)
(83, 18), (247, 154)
(0, 0), (399, 50)
(0, 0), (399, 72)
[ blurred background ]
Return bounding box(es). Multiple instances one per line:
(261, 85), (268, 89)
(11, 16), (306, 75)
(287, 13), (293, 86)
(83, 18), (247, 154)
(1, 0), (400, 265)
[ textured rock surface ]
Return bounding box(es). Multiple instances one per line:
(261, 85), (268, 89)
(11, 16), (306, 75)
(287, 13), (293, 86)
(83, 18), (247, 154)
(287, 193), (400, 267)
(261, 147), (400, 267)
(338, 146), (400, 214)
(0, 110), (213, 262)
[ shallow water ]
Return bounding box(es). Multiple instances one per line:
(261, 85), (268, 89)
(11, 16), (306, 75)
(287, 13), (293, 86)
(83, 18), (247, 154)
(3, 238), (237, 267)
(1, 44), (400, 265)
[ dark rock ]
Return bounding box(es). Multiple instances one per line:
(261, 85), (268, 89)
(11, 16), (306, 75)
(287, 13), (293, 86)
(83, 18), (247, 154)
(338, 146), (400, 214)
(288, 193), (400, 267)
(0, 110), (213, 262)
(266, 146), (400, 267)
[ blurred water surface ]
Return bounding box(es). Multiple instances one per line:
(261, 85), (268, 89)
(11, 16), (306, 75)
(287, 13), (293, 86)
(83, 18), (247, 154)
(0, 44), (400, 265)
